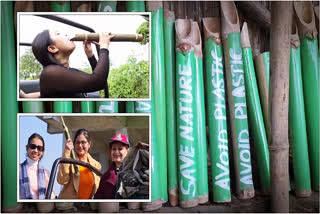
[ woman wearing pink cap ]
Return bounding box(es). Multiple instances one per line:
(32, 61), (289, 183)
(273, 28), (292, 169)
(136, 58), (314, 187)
(94, 133), (130, 199)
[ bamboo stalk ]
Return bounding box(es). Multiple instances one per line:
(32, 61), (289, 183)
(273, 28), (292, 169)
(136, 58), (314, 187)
(220, 1), (254, 200)
(269, 1), (293, 212)
(70, 33), (144, 42)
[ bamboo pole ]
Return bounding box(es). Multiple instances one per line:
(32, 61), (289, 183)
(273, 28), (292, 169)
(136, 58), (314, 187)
(70, 33), (144, 42)
(98, 1), (117, 12)
(175, 19), (199, 208)
(95, 101), (118, 113)
(203, 17), (231, 203)
(147, 1), (168, 203)
(126, 1), (145, 12)
(269, 1), (293, 212)
(289, 22), (312, 197)
(1, 1), (21, 211)
(220, 1), (254, 199)
(51, 1), (71, 11)
(134, 101), (151, 113)
(164, 9), (178, 207)
(294, 1), (320, 192)
(241, 22), (270, 195)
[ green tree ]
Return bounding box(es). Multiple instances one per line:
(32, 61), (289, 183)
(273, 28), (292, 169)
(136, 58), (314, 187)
(108, 56), (149, 98)
(19, 49), (42, 80)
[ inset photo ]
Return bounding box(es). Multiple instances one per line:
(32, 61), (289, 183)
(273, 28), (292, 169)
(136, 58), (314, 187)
(18, 114), (150, 202)
(17, 13), (150, 101)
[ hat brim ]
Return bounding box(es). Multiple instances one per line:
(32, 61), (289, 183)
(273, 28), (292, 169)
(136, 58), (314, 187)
(109, 140), (130, 147)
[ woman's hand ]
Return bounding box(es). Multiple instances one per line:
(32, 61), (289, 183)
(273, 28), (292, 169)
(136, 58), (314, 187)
(99, 32), (115, 49)
(83, 41), (93, 58)
(65, 139), (74, 151)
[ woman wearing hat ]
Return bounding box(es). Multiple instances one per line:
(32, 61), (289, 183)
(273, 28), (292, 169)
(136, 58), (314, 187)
(19, 133), (54, 199)
(57, 129), (101, 199)
(94, 133), (130, 199)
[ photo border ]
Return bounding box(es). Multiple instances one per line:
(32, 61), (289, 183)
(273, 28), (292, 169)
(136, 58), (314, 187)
(17, 12), (152, 102)
(17, 113), (152, 203)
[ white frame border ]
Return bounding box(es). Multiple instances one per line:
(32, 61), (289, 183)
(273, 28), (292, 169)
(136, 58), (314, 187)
(17, 12), (152, 102)
(17, 113), (152, 203)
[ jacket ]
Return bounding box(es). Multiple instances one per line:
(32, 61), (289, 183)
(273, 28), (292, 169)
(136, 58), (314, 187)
(57, 148), (101, 199)
(94, 162), (118, 199)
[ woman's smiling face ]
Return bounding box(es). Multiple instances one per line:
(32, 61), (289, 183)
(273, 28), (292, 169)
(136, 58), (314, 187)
(49, 31), (75, 54)
(110, 142), (129, 166)
(74, 134), (91, 158)
(27, 137), (44, 161)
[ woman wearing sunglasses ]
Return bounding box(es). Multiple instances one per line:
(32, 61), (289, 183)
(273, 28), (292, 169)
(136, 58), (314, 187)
(57, 129), (101, 199)
(19, 133), (54, 199)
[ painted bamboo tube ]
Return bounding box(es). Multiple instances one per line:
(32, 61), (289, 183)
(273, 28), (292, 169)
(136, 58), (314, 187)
(96, 101), (118, 113)
(22, 101), (45, 113)
(126, 101), (135, 113)
(98, 1), (117, 12)
(175, 19), (199, 208)
(81, 101), (95, 113)
(51, 1), (71, 12)
(126, 1), (145, 12)
(193, 24), (209, 205)
(70, 33), (143, 42)
(253, 52), (270, 142)
(203, 17), (231, 203)
(147, 1), (168, 203)
(142, 87), (162, 212)
(220, 1), (254, 199)
(164, 9), (178, 207)
(1, 1), (20, 211)
(53, 101), (73, 113)
(134, 101), (151, 113)
(289, 23), (312, 197)
(269, 2), (293, 212)
(241, 22), (270, 194)
(294, 1), (320, 191)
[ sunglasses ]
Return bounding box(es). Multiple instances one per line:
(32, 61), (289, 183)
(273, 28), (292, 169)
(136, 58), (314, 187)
(28, 144), (44, 152)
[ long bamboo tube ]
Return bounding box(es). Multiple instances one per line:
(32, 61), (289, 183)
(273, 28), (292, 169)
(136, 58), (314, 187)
(203, 17), (231, 203)
(253, 51), (270, 142)
(22, 101), (45, 113)
(294, 1), (320, 192)
(289, 22), (312, 197)
(81, 101), (95, 113)
(142, 87), (162, 212)
(126, 101), (135, 113)
(269, 2), (293, 212)
(70, 33), (143, 42)
(164, 9), (178, 207)
(147, 1), (168, 203)
(241, 22), (270, 195)
(98, 1), (117, 12)
(126, 1), (145, 12)
(175, 19), (199, 208)
(51, 1), (70, 11)
(1, 1), (20, 211)
(220, 1), (254, 199)
(95, 101), (118, 113)
(53, 101), (73, 113)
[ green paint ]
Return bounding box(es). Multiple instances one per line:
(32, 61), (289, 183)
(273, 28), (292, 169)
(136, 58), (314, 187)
(227, 32), (254, 191)
(164, 13), (178, 194)
(81, 101), (95, 113)
(176, 51), (198, 205)
(96, 101), (118, 113)
(22, 101), (45, 113)
(126, 101), (135, 113)
(1, 1), (19, 208)
(53, 101), (72, 113)
(126, 1), (145, 12)
(289, 46), (312, 193)
(300, 36), (319, 191)
(51, 1), (71, 12)
(150, 7), (168, 202)
(98, 1), (117, 12)
(204, 38), (231, 202)
(243, 47), (270, 193)
(194, 55), (208, 201)
(134, 101), (151, 113)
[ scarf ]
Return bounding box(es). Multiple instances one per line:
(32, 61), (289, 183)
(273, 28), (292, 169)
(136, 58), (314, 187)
(19, 159), (47, 199)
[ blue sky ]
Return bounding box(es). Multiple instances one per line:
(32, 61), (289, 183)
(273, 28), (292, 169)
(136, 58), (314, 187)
(19, 116), (63, 197)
